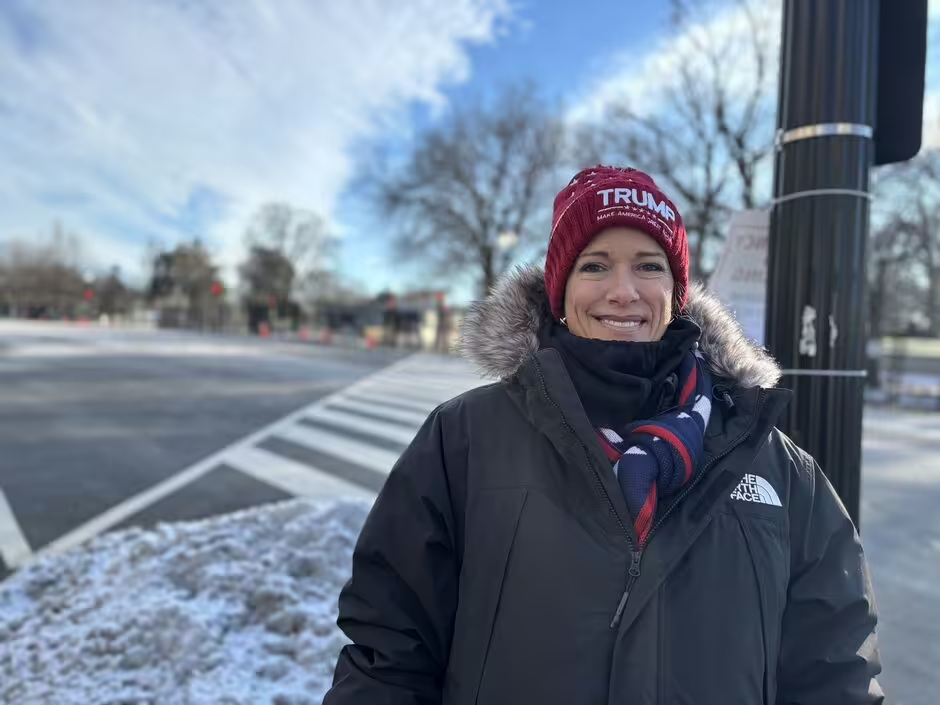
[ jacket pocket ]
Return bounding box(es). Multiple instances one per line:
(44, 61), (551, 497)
(443, 488), (528, 705)
(731, 504), (789, 705)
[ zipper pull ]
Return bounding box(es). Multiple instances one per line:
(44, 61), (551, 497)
(628, 549), (641, 577)
(610, 550), (643, 630)
(712, 384), (735, 408)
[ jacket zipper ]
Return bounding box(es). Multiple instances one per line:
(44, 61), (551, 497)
(533, 364), (635, 547)
(534, 361), (766, 632)
(609, 549), (642, 628)
(608, 388), (767, 629)
(533, 362), (645, 631)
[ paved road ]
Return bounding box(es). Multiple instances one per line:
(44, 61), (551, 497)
(0, 321), (936, 703)
(0, 322), (408, 569)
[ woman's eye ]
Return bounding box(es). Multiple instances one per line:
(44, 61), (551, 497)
(579, 262), (605, 273)
(639, 263), (665, 272)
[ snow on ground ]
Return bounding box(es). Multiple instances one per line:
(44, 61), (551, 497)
(0, 499), (370, 705)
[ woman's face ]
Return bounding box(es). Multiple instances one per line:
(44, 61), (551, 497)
(563, 226), (674, 342)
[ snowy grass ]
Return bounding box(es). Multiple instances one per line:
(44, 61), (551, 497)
(0, 499), (370, 705)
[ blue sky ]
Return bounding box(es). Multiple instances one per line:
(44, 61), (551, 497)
(1, 0), (939, 305)
(332, 0), (674, 299)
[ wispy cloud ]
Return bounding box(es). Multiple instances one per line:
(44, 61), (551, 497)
(570, 0), (940, 163)
(568, 1), (779, 126)
(0, 0), (513, 283)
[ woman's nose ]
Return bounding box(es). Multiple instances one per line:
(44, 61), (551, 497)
(606, 270), (640, 304)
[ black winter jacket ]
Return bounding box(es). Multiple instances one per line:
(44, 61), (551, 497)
(324, 267), (883, 705)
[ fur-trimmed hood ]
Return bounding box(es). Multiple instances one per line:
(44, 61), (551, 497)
(458, 264), (781, 389)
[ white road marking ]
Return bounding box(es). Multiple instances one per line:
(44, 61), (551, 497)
(274, 424), (400, 475)
(304, 406), (421, 445)
(0, 488), (32, 568)
(224, 446), (375, 501)
(325, 397), (430, 427)
(380, 371), (483, 391)
(340, 390), (438, 414)
(358, 376), (457, 402)
(33, 354), (429, 562)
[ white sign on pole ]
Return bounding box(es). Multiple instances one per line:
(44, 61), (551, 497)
(707, 209), (770, 345)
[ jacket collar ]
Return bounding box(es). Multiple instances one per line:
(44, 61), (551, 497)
(458, 264), (782, 390)
(463, 267), (791, 554)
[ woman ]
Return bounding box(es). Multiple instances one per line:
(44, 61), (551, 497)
(323, 166), (884, 704)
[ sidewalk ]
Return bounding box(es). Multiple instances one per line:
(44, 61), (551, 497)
(865, 372), (940, 411)
(860, 407), (939, 705)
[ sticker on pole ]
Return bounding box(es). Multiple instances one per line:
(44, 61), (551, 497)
(708, 210), (769, 345)
(800, 306), (818, 357)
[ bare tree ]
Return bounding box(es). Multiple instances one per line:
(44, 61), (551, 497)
(577, 0), (777, 279)
(148, 241), (217, 301)
(294, 268), (360, 305)
(239, 246), (295, 305)
(868, 166), (922, 337)
(372, 82), (566, 296)
(871, 150), (940, 336)
(96, 266), (131, 317)
(866, 217), (922, 337)
(0, 222), (87, 318)
(242, 203), (338, 310)
(245, 204), (334, 276)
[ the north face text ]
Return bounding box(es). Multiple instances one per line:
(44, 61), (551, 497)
(730, 473), (782, 506)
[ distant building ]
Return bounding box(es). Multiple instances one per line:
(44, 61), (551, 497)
(313, 289), (457, 352)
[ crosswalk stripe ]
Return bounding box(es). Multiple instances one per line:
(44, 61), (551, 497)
(342, 392), (437, 415)
(0, 488), (31, 568)
(298, 417), (408, 452)
(32, 353), (429, 562)
(396, 366), (482, 381)
(398, 359), (478, 374)
(326, 401), (427, 431)
(274, 424), (401, 475)
(380, 371), (482, 391)
(258, 436), (387, 492)
(223, 447), (376, 500)
(326, 399), (428, 427)
(363, 373), (459, 393)
(24, 353), (485, 568)
(413, 371), (479, 381)
(361, 377), (463, 403)
(305, 406), (420, 445)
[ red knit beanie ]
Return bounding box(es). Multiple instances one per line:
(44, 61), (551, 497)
(544, 166), (689, 320)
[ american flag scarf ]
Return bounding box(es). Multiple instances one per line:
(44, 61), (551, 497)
(596, 351), (712, 547)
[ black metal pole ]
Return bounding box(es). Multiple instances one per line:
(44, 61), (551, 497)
(765, 0), (878, 528)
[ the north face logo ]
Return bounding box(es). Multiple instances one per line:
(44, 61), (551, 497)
(730, 474), (782, 506)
